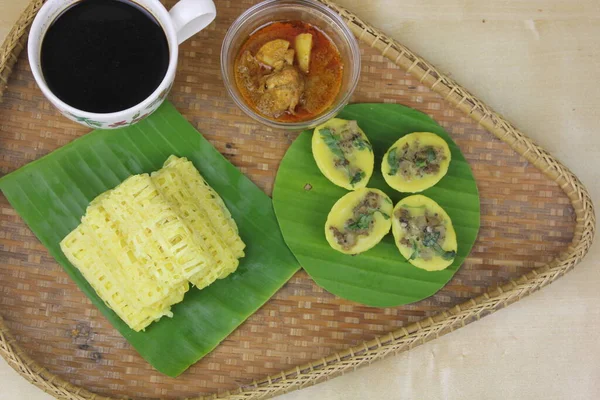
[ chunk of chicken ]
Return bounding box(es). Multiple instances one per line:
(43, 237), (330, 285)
(236, 51), (262, 92)
(256, 39), (294, 70)
(257, 66), (305, 117)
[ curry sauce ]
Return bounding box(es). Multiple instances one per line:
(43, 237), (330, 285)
(234, 21), (343, 123)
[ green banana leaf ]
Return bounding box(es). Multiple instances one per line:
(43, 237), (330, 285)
(273, 103), (480, 307)
(0, 102), (300, 377)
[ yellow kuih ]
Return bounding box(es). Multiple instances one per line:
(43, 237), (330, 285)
(60, 156), (245, 332)
(325, 188), (393, 255)
(312, 118), (374, 190)
(382, 132), (451, 193)
(391, 195), (457, 271)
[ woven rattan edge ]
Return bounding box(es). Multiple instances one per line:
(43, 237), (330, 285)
(0, 1), (595, 399)
(0, 0), (42, 101)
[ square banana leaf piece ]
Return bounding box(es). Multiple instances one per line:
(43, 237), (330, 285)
(0, 102), (300, 377)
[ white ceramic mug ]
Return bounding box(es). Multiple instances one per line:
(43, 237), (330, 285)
(28, 0), (216, 129)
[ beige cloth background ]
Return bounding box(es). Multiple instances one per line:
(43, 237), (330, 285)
(1, 0), (599, 399)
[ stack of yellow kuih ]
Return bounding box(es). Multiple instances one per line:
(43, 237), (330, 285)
(60, 155), (245, 332)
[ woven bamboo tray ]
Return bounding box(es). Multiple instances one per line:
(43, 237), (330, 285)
(0, 0), (595, 399)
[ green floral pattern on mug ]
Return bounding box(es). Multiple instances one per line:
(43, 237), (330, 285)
(64, 112), (104, 128)
(64, 106), (158, 129)
(145, 85), (171, 110)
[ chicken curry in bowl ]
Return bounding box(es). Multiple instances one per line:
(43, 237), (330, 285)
(234, 20), (343, 123)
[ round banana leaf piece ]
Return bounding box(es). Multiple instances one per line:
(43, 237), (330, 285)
(273, 103), (480, 307)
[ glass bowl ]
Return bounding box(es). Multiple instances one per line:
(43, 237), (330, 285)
(220, 0), (361, 130)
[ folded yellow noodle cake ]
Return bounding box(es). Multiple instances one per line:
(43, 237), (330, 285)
(152, 162), (239, 285)
(162, 155), (246, 260)
(61, 225), (177, 332)
(99, 175), (214, 285)
(60, 156), (246, 332)
(82, 203), (189, 311)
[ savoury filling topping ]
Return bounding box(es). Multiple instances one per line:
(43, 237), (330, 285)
(387, 140), (446, 179)
(396, 206), (455, 261)
(320, 121), (372, 186)
(329, 191), (389, 250)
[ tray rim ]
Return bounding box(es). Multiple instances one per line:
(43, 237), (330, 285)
(0, 0), (595, 399)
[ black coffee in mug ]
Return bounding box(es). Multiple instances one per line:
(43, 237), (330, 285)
(40, 0), (170, 113)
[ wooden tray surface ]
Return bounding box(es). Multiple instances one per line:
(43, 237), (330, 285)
(0, 1), (593, 399)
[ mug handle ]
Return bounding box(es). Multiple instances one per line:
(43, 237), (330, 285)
(169, 0), (216, 44)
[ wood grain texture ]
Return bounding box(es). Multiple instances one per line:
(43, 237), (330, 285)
(0, 0), (589, 399)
